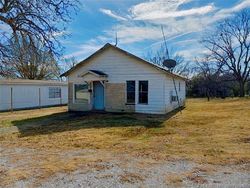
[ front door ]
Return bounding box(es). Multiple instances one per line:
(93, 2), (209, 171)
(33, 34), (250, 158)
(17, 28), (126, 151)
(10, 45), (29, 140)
(93, 81), (104, 110)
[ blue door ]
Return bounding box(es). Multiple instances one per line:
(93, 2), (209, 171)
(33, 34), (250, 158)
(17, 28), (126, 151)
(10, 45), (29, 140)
(93, 81), (104, 110)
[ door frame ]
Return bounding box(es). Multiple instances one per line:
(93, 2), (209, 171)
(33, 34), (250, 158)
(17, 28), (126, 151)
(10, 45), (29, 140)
(93, 81), (105, 110)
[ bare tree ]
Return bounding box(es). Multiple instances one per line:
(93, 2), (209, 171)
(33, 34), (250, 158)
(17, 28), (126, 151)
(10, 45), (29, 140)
(145, 43), (190, 77)
(0, 35), (60, 79)
(0, 0), (79, 60)
(202, 10), (250, 97)
(60, 56), (78, 74)
(194, 56), (223, 101)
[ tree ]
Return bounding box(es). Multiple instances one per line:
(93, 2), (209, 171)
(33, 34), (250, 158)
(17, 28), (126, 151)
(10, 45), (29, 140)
(0, 35), (60, 79)
(202, 10), (250, 97)
(145, 43), (190, 77)
(194, 56), (223, 100)
(0, 0), (78, 60)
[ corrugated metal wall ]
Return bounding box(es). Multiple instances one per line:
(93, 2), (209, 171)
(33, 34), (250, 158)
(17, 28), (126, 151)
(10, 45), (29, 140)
(0, 83), (68, 111)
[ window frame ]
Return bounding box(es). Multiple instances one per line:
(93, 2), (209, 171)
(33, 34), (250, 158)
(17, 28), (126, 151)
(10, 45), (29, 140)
(49, 87), (61, 99)
(170, 90), (178, 103)
(138, 80), (148, 105)
(74, 83), (89, 103)
(126, 80), (136, 105)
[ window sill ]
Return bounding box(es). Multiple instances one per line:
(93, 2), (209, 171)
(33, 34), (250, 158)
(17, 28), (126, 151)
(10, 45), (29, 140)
(138, 103), (148, 105)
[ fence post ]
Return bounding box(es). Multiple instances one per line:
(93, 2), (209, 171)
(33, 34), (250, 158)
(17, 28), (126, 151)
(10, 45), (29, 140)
(60, 87), (62, 105)
(39, 88), (41, 108)
(10, 87), (13, 112)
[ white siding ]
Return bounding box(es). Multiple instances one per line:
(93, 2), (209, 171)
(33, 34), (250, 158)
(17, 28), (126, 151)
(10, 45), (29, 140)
(68, 48), (186, 114)
(164, 76), (186, 112)
(0, 84), (68, 111)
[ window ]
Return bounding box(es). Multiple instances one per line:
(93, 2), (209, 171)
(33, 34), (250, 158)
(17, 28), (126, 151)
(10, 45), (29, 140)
(126, 81), (135, 104)
(170, 90), (178, 103)
(49, 87), (61, 98)
(74, 84), (89, 103)
(172, 96), (178, 102)
(138, 81), (148, 104)
(179, 82), (181, 92)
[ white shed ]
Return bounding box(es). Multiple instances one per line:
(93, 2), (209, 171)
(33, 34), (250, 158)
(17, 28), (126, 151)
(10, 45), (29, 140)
(61, 43), (186, 114)
(0, 79), (68, 111)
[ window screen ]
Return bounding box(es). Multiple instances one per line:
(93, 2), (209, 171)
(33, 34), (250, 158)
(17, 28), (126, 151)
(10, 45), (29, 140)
(49, 87), (61, 98)
(126, 81), (135, 104)
(74, 84), (89, 103)
(138, 81), (148, 104)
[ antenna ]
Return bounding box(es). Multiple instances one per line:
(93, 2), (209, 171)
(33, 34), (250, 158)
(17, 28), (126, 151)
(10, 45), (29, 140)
(161, 25), (169, 59)
(161, 25), (181, 113)
(115, 32), (118, 46)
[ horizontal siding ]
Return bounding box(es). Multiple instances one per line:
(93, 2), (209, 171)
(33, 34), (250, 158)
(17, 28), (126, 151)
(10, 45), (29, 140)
(68, 48), (161, 83)
(165, 76), (186, 112)
(68, 48), (185, 114)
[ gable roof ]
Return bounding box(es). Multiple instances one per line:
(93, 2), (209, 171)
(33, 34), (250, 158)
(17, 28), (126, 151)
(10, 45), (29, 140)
(61, 43), (186, 80)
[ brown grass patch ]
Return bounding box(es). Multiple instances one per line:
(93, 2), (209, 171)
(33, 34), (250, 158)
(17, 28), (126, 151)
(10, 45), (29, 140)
(165, 165), (215, 186)
(185, 172), (208, 184)
(119, 171), (145, 184)
(165, 173), (183, 186)
(0, 98), (250, 186)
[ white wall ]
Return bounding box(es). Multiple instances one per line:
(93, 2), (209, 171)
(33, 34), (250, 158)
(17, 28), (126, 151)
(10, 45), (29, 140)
(0, 84), (68, 111)
(68, 47), (186, 114)
(164, 77), (186, 112)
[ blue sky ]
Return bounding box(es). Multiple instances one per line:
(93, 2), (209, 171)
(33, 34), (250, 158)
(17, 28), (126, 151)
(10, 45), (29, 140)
(61, 0), (250, 63)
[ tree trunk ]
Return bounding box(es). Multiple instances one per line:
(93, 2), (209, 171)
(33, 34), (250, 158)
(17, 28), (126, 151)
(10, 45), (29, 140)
(206, 89), (210, 101)
(239, 81), (245, 97)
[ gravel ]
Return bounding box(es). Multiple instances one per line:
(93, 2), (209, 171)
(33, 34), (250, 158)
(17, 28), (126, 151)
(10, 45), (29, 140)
(1, 147), (249, 188)
(38, 161), (250, 188)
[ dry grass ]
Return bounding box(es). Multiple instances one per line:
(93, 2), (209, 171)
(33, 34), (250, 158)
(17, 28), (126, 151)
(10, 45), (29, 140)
(0, 106), (67, 128)
(165, 165), (216, 186)
(119, 171), (145, 184)
(165, 173), (183, 186)
(0, 98), (250, 185)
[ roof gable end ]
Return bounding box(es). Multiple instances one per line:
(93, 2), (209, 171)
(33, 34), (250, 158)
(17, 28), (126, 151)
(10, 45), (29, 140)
(61, 43), (186, 80)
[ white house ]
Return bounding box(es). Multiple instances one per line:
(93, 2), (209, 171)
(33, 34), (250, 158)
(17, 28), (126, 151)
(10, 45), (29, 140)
(0, 79), (68, 111)
(61, 43), (186, 114)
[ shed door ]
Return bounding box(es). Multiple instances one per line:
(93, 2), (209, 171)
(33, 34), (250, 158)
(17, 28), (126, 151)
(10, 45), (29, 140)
(93, 81), (104, 110)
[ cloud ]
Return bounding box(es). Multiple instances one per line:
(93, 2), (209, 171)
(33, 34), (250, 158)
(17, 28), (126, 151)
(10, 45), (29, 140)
(63, 41), (103, 60)
(215, 0), (250, 19)
(130, 0), (190, 18)
(108, 25), (161, 44)
(144, 31), (199, 50)
(129, 0), (214, 20)
(67, 0), (250, 62)
(99, 8), (127, 21)
(219, 0), (250, 14)
(0, 23), (11, 33)
(132, 4), (214, 20)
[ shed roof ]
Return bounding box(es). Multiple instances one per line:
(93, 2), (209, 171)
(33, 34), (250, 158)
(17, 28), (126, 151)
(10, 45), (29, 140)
(61, 43), (186, 81)
(0, 79), (67, 86)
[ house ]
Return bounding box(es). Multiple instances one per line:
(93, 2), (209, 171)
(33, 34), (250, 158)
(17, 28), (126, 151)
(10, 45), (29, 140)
(0, 79), (68, 111)
(61, 43), (186, 114)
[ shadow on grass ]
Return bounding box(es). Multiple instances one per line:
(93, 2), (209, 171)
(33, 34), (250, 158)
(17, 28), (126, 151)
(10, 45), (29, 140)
(13, 107), (184, 137)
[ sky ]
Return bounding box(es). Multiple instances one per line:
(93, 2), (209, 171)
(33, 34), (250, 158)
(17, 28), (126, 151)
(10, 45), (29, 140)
(61, 0), (250, 63)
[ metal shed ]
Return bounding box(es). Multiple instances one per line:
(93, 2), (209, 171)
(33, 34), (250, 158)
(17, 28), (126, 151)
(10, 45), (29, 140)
(0, 79), (68, 111)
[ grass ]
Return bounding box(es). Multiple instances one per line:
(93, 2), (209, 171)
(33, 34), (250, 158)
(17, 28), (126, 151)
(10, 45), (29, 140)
(0, 106), (67, 128)
(0, 98), (249, 185)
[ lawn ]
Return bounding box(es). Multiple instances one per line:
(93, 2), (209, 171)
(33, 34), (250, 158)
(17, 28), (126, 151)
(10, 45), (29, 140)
(0, 98), (249, 186)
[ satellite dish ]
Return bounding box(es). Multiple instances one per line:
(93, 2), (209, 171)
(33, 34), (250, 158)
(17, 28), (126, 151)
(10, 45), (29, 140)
(163, 59), (177, 69)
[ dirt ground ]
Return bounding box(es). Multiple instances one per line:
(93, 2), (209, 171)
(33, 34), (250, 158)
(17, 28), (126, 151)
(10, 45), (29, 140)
(0, 98), (249, 187)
